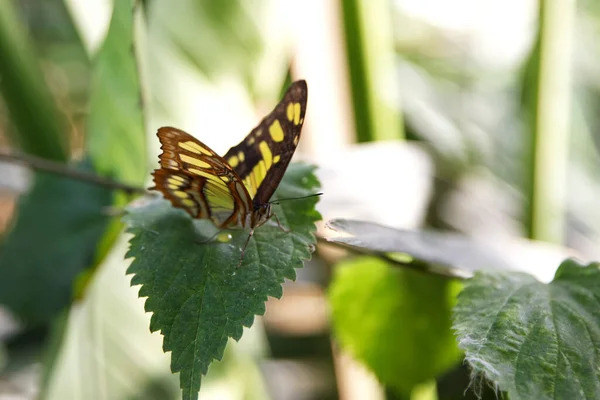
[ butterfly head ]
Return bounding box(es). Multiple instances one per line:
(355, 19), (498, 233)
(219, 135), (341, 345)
(253, 202), (272, 227)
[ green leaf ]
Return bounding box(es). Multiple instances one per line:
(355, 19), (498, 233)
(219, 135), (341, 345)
(149, 0), (262, 79)
(87, 0), (146, 186)
(124, 163), (321, 400)
(0, 171), (113, 324)
(72, 0), (146, 281)
(0, 0), (69, 161)
(329, 256), (463, 396)
(326, 219), (517, 276)
(453, 259), (600, 400)
(40, 237), (180, 400)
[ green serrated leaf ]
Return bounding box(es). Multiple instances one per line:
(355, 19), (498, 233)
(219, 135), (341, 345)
(329, 256), (463, 396)
(123, 163), (321, 400)
(453, 258), (600, 400)
(0, 171), (113, 324)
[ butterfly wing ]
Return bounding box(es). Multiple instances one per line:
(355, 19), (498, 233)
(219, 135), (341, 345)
(151, 127), (253, 228)
(223, 80), (308, 207)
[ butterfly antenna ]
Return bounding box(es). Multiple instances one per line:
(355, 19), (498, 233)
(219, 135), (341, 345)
(269, 193), (323, 205)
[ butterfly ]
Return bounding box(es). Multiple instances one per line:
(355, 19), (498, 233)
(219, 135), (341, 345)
(150, 80), (308, 266)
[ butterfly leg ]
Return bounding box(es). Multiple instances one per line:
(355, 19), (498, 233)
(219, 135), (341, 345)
(237, 228), (254, 268)
(271, 212), (290, 233)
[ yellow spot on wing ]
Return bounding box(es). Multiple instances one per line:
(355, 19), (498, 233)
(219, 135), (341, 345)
(293, 103), (301, 125)
(187, 168), (227, 186)
(180, 154), (211, 168)
(228, 156), (239, 168)
(273, 155), (281, 164)
(286, 103), (294, 121)
(167, 177), (182, 186)
(248, 137), (255, 145)
(178, 141), (212, 155)
(293, 135), (299, 146)
(238, 151), (245, 162)
(173, 191), (188, 199)
(243, 176), (257, 197)
(255, 160), (267, 183)
(181, 199), (196, 208)
(269, 120), (284, 142)
(259, 141), (273, 168)
(168, 183), (179, 190)
(169, 175), (185, 182)
(250, 172), (257, 191)
(204, 186), (234, 209)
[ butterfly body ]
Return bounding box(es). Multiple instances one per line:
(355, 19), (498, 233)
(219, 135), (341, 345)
(150, 81), (308, 264)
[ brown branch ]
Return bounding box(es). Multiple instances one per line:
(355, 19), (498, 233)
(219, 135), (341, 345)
(0, 152), (146, 195)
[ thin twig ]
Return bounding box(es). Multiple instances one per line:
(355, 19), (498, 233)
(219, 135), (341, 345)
(0, 151), (146, 195)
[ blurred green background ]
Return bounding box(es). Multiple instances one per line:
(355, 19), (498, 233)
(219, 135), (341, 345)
(0, 0), (598, 399)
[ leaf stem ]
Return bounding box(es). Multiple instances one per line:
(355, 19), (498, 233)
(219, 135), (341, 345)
(0, 151), (146, 195)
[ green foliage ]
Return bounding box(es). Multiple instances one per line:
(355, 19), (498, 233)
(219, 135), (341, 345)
(453, 259), (600, 400)
(75, 0), (146, 276)
(329, 256), (462, 396)
(0, 0), (145, 326)
(87, 0), (146, 186)
(0, 2), (144, 385)
(0, 0), (69, 161)
(0, 171), (113, 324)
(124, 163), (321, 400)
(325, 219), (515, 275)
(148, 0), (262, 80)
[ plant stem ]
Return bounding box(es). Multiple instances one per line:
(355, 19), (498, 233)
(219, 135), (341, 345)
(526, 0), (575, 243)
(0, 152), (146, 195)
(340, 0), (404, 142)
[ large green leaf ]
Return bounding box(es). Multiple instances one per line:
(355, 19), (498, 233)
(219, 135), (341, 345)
(325, 219), (571, 282)
(0, 171), (113, 324)
(86, 0), (146, 186)
(453, 259), (600, 400)
(124, 163), (321, 400)
(41, 237), (179, 400)
(326, 219), (515, 277)
(329, 256), (462, 396)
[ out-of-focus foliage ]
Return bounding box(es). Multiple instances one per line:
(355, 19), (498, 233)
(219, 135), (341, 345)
(0, 170), (113, 324)
(329, 256), (462, 397)
(0, 0), (69, 160)
(151, 0), (263, 80)
(0, 0), (115, 327)
(340, 0), (404, 142)
(86, 0), (146, 186)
